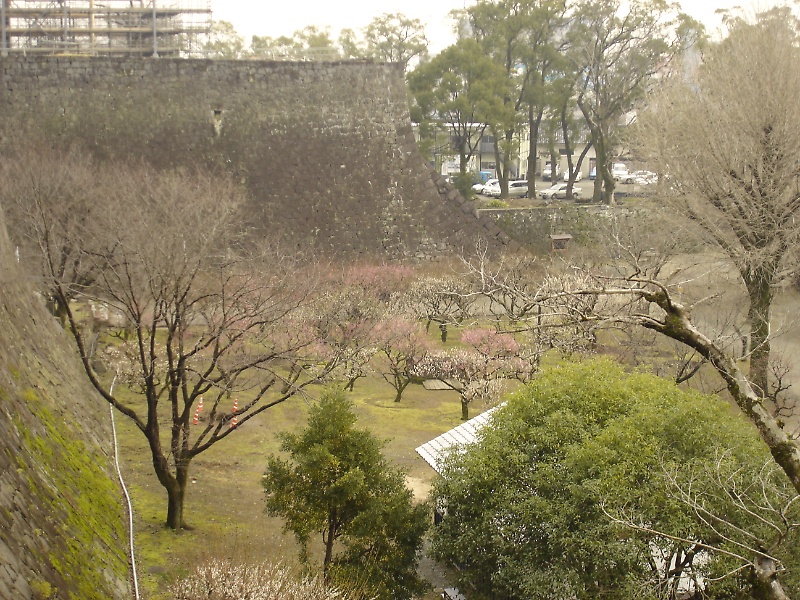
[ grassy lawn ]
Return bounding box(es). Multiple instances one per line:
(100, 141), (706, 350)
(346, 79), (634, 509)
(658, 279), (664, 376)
(113, 368), (473, 599)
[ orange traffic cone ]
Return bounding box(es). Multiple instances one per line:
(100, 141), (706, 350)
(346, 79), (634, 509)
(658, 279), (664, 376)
(198, 396), (204, 412)
(192, 405), (200, 425)
(231, 398), (239, 429)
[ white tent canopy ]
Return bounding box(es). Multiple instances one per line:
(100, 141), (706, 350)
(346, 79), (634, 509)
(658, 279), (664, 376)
(415, 406), (502, 474)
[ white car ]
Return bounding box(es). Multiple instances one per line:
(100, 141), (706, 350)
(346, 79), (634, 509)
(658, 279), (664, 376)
(634, 170), (658, 184)
(542, 164), (560, 180)
(484, 181), (502, 197)
(540, 183), (581, 200)
(479, 178), (499, 195)
(563, 169), (583, 182)
(612, 163), (630, 181)
(619, 170), (657, 185)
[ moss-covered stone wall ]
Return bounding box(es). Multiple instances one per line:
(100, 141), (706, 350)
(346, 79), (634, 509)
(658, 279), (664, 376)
(0, 207), (130, 599)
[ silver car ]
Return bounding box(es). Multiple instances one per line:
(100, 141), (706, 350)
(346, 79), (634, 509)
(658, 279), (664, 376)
(540, 183), (581, 199)
(487, 180), (528, 198)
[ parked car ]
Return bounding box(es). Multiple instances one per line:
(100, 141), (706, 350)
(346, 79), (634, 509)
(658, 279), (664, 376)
(484, 180), (529, 198)
(442, 588), (467, 600)
(540, 183), (581, 200)
(506, 180), (529, 198)
(484, 181), (501, 197)
(479, 178), (499, 195)
(589, 166), (597, 180)
(542, 163), (560, 180)
(563, 169), (583, 182)
(619, 170), (657, 185)
(612, 163), (630, 181)
(633, 170), (657, 184)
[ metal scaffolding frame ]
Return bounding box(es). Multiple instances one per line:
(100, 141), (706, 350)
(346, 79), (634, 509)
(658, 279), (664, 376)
(0, 0), (211, 56)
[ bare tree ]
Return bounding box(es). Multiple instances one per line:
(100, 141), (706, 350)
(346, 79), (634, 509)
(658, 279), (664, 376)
(459, 243), (800, 513)
(1, 144), (105, 325)
(638, 9), (800, 398)
(410, 329), (529, 420)
(10, 154), (340, 529)
(390, 274), (476, 343)
(370, 317), (432, 403)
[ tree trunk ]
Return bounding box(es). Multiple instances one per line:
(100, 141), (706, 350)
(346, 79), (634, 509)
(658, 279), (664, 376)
(745, 272), (773, 398)
(461, 397), (469, 421)
(165, 482), (184, 530)
(636, 288), (800, 496)
(527, 104), (543, 196)
(560, 100), (574, 197)
(597, 124), (616, 206)
(53, 297), (68, 328)
(393, 377), (408, 403)
(164, 458), (191, 530)
(592, 128), (606, 203)
(459, 148), (468, 177)
(323, 512), (336, 580)
(750, 553), (791, 600)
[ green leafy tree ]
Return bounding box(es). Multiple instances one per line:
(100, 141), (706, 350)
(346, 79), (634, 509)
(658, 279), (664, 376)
(338, 13), (428, 69)
(263, 390), (429, 600)
(462, 0), (535, 196)
(250, 34), (298, 59)
(408, 38), (505, 196)
(362, 13), (429, 69)
(567, 0), (686, 204)
(252, 26), (340, 61)
(515, 0), (568, 196)
(432, 359), (800, 599)
(203, 20), (246, 59)
(338, 28), (362, 60)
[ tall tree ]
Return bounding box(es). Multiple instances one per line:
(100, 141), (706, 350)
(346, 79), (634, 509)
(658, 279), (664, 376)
(638, 8), (800, 399)
(567, 0), (678, 204)
(408, 39), (505, 195)
(263, 390), (429, 600)
(3, 152), (341, 529)
(516, 0), (568, 195)
(361, 13), (429, 70)
(463, 0), (537, 197)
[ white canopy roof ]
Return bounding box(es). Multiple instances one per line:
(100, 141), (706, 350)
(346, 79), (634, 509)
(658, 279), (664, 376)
(415, 405), (502, 474)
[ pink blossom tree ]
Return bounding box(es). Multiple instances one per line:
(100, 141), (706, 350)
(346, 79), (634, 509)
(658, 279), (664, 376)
(370, 317), (432, 402)
(411, 328), (535, 420)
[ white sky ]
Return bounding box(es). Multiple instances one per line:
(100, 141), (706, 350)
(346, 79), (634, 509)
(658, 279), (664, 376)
(210, 1), (782, 54)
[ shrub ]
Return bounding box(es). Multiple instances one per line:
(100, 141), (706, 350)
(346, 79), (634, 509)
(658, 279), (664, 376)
(168, 559), (365, 600)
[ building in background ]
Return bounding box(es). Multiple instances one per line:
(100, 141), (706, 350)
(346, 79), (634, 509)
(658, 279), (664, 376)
(0, 0), (211, 56)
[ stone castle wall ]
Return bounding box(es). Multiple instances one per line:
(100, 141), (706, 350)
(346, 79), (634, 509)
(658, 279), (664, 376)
(0, 204), (130, 599)
(0, 57), (509, 259)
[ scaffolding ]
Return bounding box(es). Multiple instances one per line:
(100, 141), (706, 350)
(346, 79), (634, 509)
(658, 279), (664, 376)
(0, 0), (211, 56)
